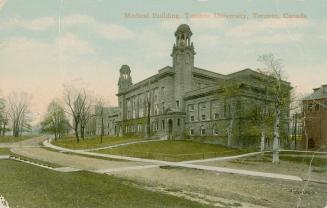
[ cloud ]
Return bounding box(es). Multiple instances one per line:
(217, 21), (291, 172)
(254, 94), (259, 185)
(1, 14), (134, 40)
(62, 14), (134, 40)
(56, 33), (94, 56)
(227, 18), (310, 38)
(0, 34), (118, 124)
(4, 16), (56, 31)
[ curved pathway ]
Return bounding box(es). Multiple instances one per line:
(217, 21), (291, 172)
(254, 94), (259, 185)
(44, 137), (303, 181)
(10, 136), (150, 172)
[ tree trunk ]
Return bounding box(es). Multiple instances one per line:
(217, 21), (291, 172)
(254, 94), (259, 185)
(3, 123), (6, 136)
(260, 130), (265, 152)
(272, 106), (280, 163)
(80, 123), (85, 140)
(74, 122), (80, 143)
(100, 116), (104, 143)
(146, 100), (151, 139)
(227, 116), (233, 147)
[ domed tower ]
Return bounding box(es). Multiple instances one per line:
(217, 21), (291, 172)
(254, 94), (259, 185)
(171, 24), (195, 111)
(171, 24), (195, 67)
(118, 65), (132, 92)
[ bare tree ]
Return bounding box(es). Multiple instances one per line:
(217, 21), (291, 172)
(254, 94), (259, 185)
(79, 96), (94, 140)
(258, 53), (291, 163)
(0, 96), (8, 136)
(63, 86), (87, 143)
(7, 92), (31, 137)
(96, 98), (105, 143)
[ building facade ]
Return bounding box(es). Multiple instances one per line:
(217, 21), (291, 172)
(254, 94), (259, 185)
(113, 24), (290, 147)
(95, 106), (119, 136)
(302, 85), (327, 149)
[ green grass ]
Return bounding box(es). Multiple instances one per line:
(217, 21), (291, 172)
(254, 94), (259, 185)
(249, 152), (327, 168)
(97, 140), (249, 162)
(52, 135), (143, 150)
(0, 148), (11, 155)
(42, 146), (127, 162)
(0, 160), (211, 208)
(0, 135), (33, 143)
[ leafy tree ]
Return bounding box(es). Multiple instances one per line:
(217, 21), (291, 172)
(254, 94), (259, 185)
(221, 80), (242, 146)
(258, 53), (291, 163)
(246, 100), (274, 152)
(41, 100), (70, 140)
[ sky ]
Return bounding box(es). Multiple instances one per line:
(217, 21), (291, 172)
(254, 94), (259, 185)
(0, 0), (326, 124)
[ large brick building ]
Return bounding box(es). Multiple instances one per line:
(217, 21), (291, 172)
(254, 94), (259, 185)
(302, 85), (327, 149)
(110, 24), (290, 147)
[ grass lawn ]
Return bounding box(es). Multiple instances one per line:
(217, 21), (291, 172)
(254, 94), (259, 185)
(202, 152), (327, 181)
(52, 135), (143, 150)
(0, 148), (11, 155)
(0, 160), (210, 208)
(268, 152), (327, 168)
(96, 140), (249, 162)
(0, 135), (33, 143)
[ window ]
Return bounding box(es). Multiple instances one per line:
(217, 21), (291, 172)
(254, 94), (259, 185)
(155, 121), (158, 131)
(214, 113), (219, 120)
(201, 103), (206, 109)
(176, 100), (180, 108)
(138, 124), (142, 132)
(189, 104), (194, 111)
(213, 129), (219, 136)
(189, 128), (194, 136)
(201, 114), (206, 121)
(177, 118), (181, 126)
(161, 87), (165, 96)
(161, 102), (165, 114)
(315, 103), (320, 111)
(200, 127), (206, 136)
(154, 104), (159, 115)
(190, 115), (195, 121)
(308, 103), (313, 112)
(161, 120), (165, 130)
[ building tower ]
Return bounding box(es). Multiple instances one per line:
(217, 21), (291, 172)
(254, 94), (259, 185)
(117, 65), (132, 127)
(118, 65), (132, 93)
(171, 24), (195, 110)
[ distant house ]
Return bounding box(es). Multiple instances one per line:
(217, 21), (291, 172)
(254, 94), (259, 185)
(302, 84), (327, 149)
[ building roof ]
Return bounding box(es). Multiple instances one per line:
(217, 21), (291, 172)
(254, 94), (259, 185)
(175, 24), (192, 36)
(303, 85), (327, 100)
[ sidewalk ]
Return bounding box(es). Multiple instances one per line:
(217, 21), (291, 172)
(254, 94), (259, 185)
(44, 139), (304, 181)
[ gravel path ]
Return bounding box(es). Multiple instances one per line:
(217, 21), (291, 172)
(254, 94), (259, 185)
(10, 136), (148, 171)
